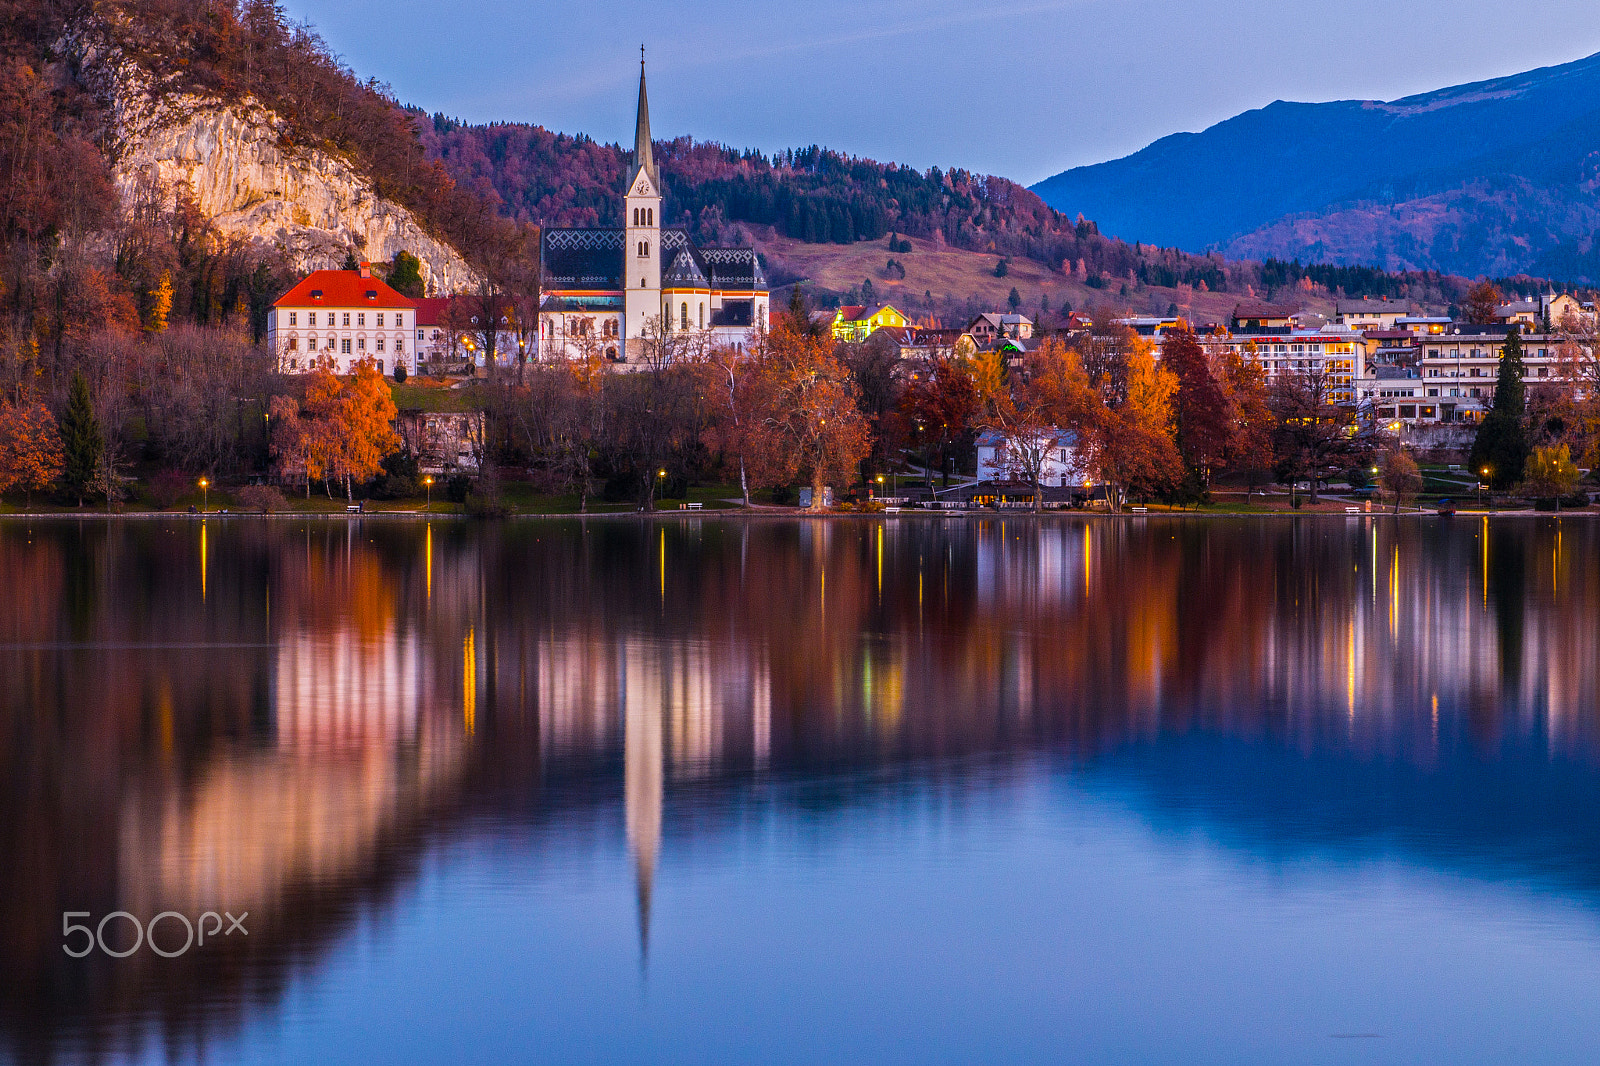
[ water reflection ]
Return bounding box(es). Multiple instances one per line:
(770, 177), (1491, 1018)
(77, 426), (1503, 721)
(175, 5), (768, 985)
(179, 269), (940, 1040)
(1, 515), (1599, 1063)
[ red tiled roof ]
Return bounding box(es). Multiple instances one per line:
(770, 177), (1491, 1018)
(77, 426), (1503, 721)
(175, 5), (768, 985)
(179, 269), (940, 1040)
(413, 296), (452, 327)
(275, 269), (417, 309)
(835, 305), (866, 320)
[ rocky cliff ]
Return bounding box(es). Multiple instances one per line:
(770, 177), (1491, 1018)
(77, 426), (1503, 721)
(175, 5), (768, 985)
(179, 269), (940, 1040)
(65, 18), (479, 293)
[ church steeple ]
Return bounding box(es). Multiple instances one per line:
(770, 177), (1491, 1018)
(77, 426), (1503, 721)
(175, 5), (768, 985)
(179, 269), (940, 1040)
(631, 48), (657, 189)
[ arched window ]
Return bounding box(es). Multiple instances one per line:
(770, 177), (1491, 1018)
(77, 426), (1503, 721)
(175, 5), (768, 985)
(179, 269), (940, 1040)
(699, 303), (704, 329)
(632, 208), (638, 225)
(680, 302), (688, 331)
(648, 209), (653, 225)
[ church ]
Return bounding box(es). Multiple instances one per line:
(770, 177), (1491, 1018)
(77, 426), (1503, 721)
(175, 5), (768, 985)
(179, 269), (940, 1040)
(538, 61), (769, 364)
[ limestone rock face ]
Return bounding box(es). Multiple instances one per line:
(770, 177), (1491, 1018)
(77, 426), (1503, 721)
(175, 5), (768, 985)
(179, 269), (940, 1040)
(66, 20), (478, 293)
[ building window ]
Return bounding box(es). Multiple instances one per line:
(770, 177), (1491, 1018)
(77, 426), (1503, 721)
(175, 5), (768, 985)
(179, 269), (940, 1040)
(378, 360), (384, 373)
(287, 337), (298, 351)
(287, 358), (298, 370)
(699, 303), (704, 329)
(396, 338), (403, 352)
(308, 312), (316, 327)
(376, 338), (385, 352)
(342, 313), (351, 326)
(377, 313), (385, 327)
(288, 312), (297, 326)
(680, 302), (688, 330)
(395, 313), (404, 328)
(418, 329), (425, 341)
(357, 313), (365, 326)
(357, 337), (366, 351)
(341, 339), (351, 354)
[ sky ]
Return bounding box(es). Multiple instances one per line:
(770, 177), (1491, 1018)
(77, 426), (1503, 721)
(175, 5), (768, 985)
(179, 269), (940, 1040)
(284, 0), (1600, 186)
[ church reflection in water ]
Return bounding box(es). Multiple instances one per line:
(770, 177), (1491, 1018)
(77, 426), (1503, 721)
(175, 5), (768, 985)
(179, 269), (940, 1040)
(2, 514), (1600, 1062)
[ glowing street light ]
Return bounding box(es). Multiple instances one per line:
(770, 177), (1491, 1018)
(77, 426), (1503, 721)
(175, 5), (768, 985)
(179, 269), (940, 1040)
(423, 475), (434, 510)
(198, 477), (209, 513)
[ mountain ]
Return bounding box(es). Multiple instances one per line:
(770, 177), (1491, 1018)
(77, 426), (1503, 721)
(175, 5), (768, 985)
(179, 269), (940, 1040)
(1030, 51), (1600, 281)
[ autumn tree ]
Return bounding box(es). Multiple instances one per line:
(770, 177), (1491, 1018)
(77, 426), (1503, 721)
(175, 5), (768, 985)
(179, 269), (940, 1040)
(1522, 444), (1581, 507)
(1462, 281), (1503, 327)
(326, 358), (401, 501)
(901, 357), (980, 486)
(1270, 368), (1364, 503)
(746, 320), (872, 511)
(1218, 346), (1274, 498)
(1469, 330), (1529, 489)
(0, 400), (64, 503)
(1380, 449), (1423, 514)
(1161, 327), (1231, 490)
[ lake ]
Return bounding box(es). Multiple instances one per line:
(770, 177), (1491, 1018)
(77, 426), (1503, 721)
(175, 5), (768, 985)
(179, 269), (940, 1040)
(2, 514), (1599, 1065)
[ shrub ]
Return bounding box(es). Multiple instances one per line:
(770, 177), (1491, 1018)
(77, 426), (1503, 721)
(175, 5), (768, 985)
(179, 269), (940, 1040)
(446, 473), (473, 503)
(235, 484), (288, 514)
(464, 492), (511, 518)
(147, 469), (192, 509)
(393, 363), (408, 383)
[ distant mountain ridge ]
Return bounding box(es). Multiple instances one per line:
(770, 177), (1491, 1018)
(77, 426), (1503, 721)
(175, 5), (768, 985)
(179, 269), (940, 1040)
(1030, 51), (1600, 281)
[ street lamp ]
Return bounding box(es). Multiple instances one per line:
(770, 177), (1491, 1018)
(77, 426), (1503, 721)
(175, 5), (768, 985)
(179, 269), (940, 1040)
(875, 474), (883, 500)
(1481, 466), (1492, 512)
(423, 475), (433, 510)
(198, 477), (209, 513)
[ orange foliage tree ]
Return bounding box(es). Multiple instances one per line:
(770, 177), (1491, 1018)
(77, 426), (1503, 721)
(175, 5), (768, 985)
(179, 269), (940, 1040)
(270, 359), (399, 500)
(0, 399), (64, 503)
(745, 321), (872, 510)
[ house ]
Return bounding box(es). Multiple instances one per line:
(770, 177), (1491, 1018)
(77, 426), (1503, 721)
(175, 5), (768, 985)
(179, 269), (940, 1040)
(967, 312), (1033, 345)
(394, 410), (485, 473)
(1494, 301), (1541, 331)
(1334, 299), (1412, 331)
(975, 427), (1081, 488)
(831, 303), (909, 342)
(1230, 302), (1298, 334)
(268, 264), (417, 375)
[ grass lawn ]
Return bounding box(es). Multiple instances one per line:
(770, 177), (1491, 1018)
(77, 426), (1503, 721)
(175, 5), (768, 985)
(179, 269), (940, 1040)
(389, 379), (481, 413)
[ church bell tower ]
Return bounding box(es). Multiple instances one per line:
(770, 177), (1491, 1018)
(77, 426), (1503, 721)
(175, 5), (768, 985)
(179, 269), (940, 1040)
(623, 51), (662, 358)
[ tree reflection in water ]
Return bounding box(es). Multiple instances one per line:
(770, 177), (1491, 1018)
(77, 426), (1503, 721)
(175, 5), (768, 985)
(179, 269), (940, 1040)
(0, 515), (1598, 1063)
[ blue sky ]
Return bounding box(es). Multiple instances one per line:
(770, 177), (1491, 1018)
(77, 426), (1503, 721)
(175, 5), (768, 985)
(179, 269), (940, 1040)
(286, 0), (1600, 185)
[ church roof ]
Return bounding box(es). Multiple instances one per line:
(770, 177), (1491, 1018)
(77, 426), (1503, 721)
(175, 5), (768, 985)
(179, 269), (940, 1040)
(541, 228), (624, 291)
(662, 248), (708, 289)
(625, 60), (659, 193)
(699, 248), (766, 291)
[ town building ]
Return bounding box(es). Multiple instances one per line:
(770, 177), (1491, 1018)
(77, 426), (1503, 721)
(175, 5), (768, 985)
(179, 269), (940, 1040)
(976, 427), (1081, 488)
(967, 312), (1033, 345)
(1334, 299), (1412, 331)
(830, 304), (908, 342)
(537, 61), (768, 365)
(394, 410), (485, 473)
(268, 264), (415, 375)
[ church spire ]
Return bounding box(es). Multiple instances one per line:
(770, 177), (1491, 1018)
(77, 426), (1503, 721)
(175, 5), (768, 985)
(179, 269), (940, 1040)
(633, 48), (657, 188)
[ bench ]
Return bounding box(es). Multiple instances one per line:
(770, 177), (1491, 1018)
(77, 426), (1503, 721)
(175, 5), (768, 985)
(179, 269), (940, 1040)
(678, 502), (703, 510)
(346, 504), (362, 514)
(1344, 506), (1362, 514)
(1130, 506), (1148, 513)
(884, 506), (901, 514)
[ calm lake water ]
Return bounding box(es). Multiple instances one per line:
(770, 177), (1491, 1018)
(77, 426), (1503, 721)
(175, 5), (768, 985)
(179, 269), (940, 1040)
(2, 515), (1600, 1065)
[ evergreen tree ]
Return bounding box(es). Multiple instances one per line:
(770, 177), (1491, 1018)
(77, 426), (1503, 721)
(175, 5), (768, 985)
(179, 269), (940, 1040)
(993, 259), (1009, 278)
(387, 251), (425, 298)
(59, 372), (103, 507)
(1008, 287), (1022, 312)
(1469, 329), (1529, 489)
(342, 250), (361, 270)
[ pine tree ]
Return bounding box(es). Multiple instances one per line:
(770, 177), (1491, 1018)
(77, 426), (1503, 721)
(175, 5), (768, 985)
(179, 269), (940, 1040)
(1008, 287), (1022, 312)
(59, 372), (103, 507)
(1469, 329), (1529, 489)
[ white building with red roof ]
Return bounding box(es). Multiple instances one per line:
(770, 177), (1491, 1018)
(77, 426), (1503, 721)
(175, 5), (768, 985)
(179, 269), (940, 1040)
(269, 263), (418, 375)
